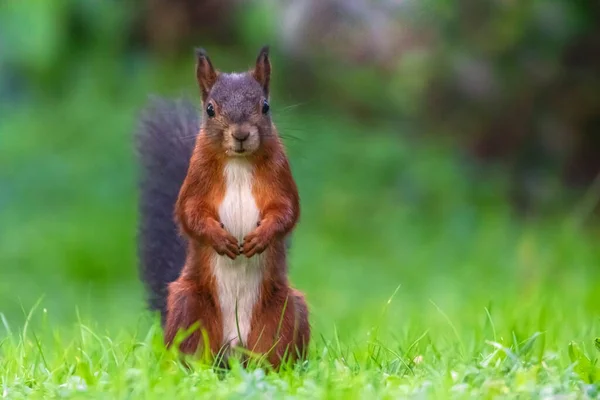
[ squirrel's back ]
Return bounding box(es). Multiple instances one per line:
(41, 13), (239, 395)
(135, 97), (198, 322)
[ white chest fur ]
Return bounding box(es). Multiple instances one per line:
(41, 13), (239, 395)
(213, 159), (264, 349)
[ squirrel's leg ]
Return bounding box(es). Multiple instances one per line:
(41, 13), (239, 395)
(246, 288), (310, 369)
(164, 278), (223, 359)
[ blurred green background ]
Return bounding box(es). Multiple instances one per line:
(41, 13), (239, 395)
(0, 0), (599, 344)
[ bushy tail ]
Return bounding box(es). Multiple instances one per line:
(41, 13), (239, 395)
(135, 97), (199, 323)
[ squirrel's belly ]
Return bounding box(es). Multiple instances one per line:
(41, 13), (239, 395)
(213, 159), (264, 349)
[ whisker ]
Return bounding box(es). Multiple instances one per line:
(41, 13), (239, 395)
(178, 133), (200, 140)
(274, 127), (310, 133)
(278, 134), (306, 142)
(275, 102), (308, 113)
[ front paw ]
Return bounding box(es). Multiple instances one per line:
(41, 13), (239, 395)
(242, 227), (272, 258)
(210, 229), (240, 260)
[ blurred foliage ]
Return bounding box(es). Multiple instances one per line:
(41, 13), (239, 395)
(0, 0), (599, 328)
(1, 0), (599, 217)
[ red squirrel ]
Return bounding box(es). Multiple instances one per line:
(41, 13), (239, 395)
(136, 46), (310, 368)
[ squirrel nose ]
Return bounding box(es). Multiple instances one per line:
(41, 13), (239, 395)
(232, 131), (250, 142)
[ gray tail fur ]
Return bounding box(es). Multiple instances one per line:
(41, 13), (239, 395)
(135, 97), (199, 324)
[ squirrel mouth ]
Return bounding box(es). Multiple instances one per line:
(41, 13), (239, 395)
(233, 143), (247, 154)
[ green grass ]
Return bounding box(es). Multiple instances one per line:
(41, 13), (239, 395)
(1, 62), (600, 398)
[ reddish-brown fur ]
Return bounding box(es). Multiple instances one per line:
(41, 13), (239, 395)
(163, 48), (310, 369)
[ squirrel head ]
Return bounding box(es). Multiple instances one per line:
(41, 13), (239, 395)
(195, 46), (274, 157)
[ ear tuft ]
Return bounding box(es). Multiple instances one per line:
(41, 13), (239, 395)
(195, 47), (217, 102)
(257, 45), (270, 59)
(195, 47), (208, 59)
(253, 45), (271, 96)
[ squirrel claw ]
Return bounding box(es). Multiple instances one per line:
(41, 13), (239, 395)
(211, 228), (239, 259)
(241, 229), (270, 257)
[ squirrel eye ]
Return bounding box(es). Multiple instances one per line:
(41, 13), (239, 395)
(262, 99), (270, 114)
(206, 103), (215, 118)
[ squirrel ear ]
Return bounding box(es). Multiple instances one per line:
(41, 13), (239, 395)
(252, 45), (271, 96)
(195, 47), (217, 102)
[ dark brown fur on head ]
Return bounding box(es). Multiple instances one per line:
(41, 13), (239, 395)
(195, 46), (274, 157)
